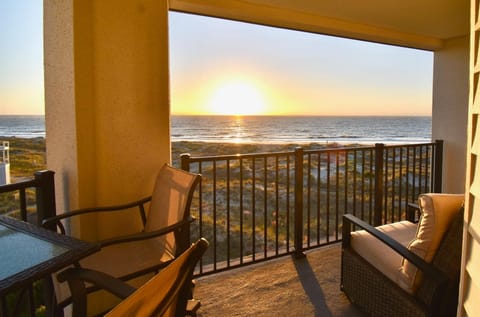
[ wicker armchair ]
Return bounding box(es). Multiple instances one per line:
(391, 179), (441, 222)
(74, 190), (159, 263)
(341, 193), (464, 317)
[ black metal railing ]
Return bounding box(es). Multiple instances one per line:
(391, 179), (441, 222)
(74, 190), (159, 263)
(180, 141), (443, 275)
(0, 170), (56, 224)
(0, 170), (56, 317)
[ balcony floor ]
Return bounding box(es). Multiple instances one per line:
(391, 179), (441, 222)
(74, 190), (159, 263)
(194, 243), (367, 316)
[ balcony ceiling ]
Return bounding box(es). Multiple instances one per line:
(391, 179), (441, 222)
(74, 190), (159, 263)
(170, 0), (469, 50)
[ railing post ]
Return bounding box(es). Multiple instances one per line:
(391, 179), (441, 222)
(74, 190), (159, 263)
(294, 147), (305, 258)
(181, 153), (191, 172)
(433, 139), (443, 193)
(34, 170), (56, 228)
(34, 170), (57, 317)
(374, 143), (384, 226)
(179, 153), (192, 249)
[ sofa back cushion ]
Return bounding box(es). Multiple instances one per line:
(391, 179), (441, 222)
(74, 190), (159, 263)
(397, 193), (464, 293)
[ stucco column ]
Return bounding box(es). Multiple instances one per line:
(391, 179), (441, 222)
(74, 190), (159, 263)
(432, 35), (469, 193)
(44, 0), (171, 240)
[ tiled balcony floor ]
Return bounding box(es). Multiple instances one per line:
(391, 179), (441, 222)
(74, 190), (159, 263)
(194, 243), (367, 317)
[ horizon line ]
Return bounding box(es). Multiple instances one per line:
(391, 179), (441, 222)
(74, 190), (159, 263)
(0, 113), (432, 117)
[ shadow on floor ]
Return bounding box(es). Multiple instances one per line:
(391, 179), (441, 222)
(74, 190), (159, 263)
(194, 244), (366, 317)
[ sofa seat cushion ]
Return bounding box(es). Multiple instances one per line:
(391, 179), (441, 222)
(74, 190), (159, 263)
(350, 220), (418, 288)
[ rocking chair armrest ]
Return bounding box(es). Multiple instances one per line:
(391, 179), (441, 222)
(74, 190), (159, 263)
(42, 196), (152, 232)
(99, 216), (196, 248)
(342, 214), (447, 283)
(57, 267), (136, 300)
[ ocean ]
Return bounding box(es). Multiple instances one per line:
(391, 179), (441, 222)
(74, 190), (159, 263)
(0, 115), (431, 144)
(0, 115), (46, 139)
(171, 115), (431, 144)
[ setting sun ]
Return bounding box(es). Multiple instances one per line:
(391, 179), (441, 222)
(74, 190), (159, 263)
(207, 79), (267, 115)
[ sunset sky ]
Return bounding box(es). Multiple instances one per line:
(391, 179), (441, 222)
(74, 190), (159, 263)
(1, 0), (44, 115)
(169, 12), (433, 116)
(1, 2), (433, 116)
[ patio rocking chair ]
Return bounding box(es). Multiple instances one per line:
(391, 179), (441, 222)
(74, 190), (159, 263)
(341, 193), (464, 317)
(42, 164), (201, 315)
(57, 238), (209, 317)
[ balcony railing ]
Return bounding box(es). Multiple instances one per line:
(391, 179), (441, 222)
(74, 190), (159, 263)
(0, 170), (56, 224)
(180, 141), (443, 275)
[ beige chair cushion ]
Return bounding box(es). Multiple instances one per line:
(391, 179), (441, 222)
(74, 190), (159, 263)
(80, 237), (174, 279)
(397, 193), (464, 293)
(351, 221), (418, 285)
(52, 238), (175, 313)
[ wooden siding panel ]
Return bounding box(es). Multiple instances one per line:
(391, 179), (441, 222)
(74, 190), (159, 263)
(465, 233), (480, 287)
(462, 0), (480, 315)
(464, 274), (480, 316)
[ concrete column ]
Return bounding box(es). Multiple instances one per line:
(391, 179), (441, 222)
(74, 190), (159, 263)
(432, 36), (469, 193)
(44, 0), (171, 240)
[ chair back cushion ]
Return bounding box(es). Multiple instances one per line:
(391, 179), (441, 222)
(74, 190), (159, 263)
(415, 207), (464, 315)
(397, 193), (464, 293)
(144, 164), (200, 259)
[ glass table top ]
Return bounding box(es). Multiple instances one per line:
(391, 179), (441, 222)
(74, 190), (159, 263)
(0, 223), (69, 280)
(0, 215), (100, 296)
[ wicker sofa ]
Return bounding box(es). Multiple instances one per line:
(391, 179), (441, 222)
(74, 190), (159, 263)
(341, 193), (464, 317)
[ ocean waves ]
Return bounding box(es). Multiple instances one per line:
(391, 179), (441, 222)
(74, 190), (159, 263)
(0, 115), (432, 145)
(171, 115), (432, 145)
(0, 115), (45, 138)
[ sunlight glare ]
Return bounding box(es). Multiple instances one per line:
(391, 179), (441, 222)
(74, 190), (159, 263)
(208, 79), (267, 115)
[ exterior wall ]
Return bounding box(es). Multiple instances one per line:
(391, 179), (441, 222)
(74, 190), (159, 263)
(44, 2), (171, 240)
(460, 1), (480, 315)
(44, 0), (82, 232)
(432, 36), (469, 193)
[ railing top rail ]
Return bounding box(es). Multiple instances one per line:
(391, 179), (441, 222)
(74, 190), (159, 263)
(184, 150), (295, 162)
(183, 141), (437, 162)
(303, 144), (374, 154)
(303, 142), (436, 154)
(0, 178), (37, 194)
(383, 142), (437, 150)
